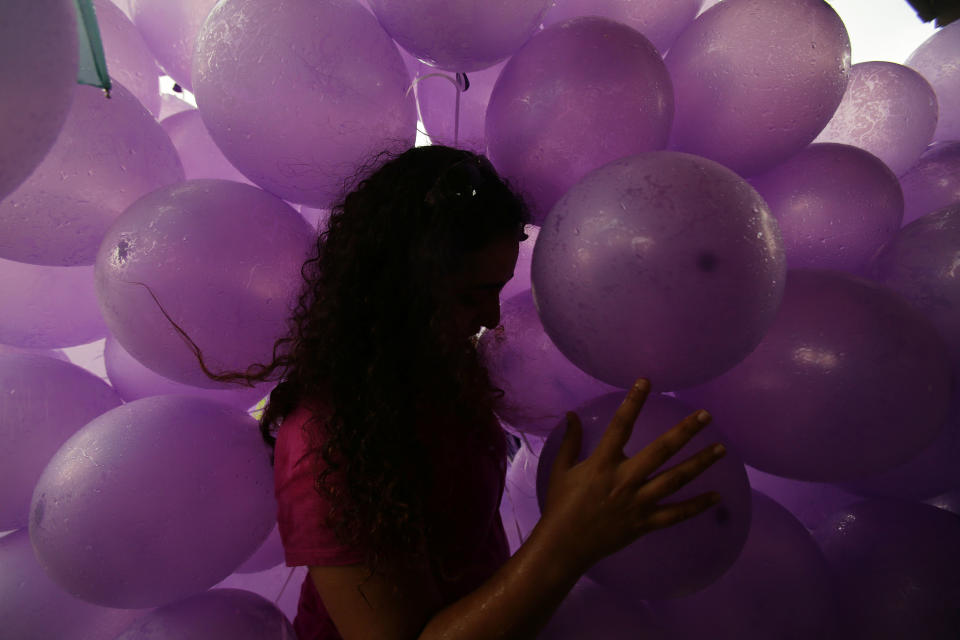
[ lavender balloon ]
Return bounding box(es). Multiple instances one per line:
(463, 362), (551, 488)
(114, 588), (294, 640)
(665, 0), (850, 177)
(813, 499), (960, 639)
(0, 259), (108, 348)
(129, 0), (218, 92)
(648, 491), (841, 639)
(899, 141), (960, 226)
(744, 466), (860, 531)
(0, 0), (77, 202)
(193, 0), (417, 207)
(233, 524), (285, 574)
(160, 110), (252, 184)
(749, 143), (903, 276)
(93, 0), (162, 118)
(0, 82), (185, 267)
(486, 17), (674, 224)
(94, 180), (313, 389)
(813, 62), (938, 177)
(675, 269), (954, 482)
(499, 224), (538, 302)
(541, 0), (703, 54)
(0, 353), (123, 530)
(29, 396), (276, 609)
(539, 578), (672, 640)
(907, 21), (960, 143)
(536, 392), (752, 600)
(478, 288), (619, 437)
(531, 151), (785, 391)
(367, 0), (551, 72)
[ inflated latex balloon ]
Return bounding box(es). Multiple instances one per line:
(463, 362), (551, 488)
(160, 110), (252, 184)
(103, 335), (267, 411)
(93, 0), (162, 118)
(233, 524), (285, 574)
(531, 151), (785, 391)
(541, 0), (703, 54)
(0, 259), (109, 349)
(367, 0), (550, 72)
(899, 141), (960, 226)
(536, 392), (752, 599)
(193, 0), (417, 207)
(0, 529), (147, 640)
(675, 269), (954, 482)
(0, 353), (123, 530)
(129, 0), (218, 92)
(748, 143), (903, 276)
(29, 395), (277, 609)
(907, 21), (960, 143)
(744, 467), (861, 531)
(94, 180), (313, 389)
(0, 345), (69, 363)
(540, 578), (672, 640)
(813, 61), (938, 177)
(114, 588), (294, 640)
(665, 0), (850, 177)
(0, 82), (185, 267)
(478, 289), (619, 436)
(0, 0), (77, 201)
(648, 491), (840, 639)
(215, 564), (306, 624)
(499, 436), (544, 555)
(414, 60), (506, 153)
(487, 17), (674, 224)
(813, 499), (960, 639)
(498, 224), (538, 303)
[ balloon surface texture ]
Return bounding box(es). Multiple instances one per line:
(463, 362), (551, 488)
(129, 0), (218, 92)
(907, 20), (960, 143)
(899, 141), (960, 226)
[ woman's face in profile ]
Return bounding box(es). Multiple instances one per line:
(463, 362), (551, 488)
(445, 234), (520, 340)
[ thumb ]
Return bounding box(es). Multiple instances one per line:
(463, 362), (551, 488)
(552, 412), (583, 474)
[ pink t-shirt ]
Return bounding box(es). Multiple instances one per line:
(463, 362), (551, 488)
(274, 400), (510, 640)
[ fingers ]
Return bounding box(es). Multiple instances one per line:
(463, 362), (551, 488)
(620, 408), (714, 482)
(632, 441), (727, 506)
(635, 492), (724, 535)
(593, 378), (651, 462)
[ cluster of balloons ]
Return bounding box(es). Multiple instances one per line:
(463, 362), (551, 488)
(2, 0), (959, 638)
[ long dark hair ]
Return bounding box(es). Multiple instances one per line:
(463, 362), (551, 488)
(150, 145), (531, 586)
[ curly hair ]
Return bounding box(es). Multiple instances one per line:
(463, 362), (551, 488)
(149, 144), (531, 588)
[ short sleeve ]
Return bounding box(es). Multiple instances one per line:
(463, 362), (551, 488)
(274, 402), (366, 567)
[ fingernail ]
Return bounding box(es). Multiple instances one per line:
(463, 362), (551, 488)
(697, 410), (711, 424)
(634, 379), (650, 393)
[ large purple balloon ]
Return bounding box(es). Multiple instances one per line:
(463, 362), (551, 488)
(648, 491), (841, 640)
(367, 0), (551, 72)
(744, 466), (861, 531)
(541, 0), (703, 54)
(0, 0), (77, 202)
(675, 269), (954, 482)
(665, 0), (850, 177)
(29, 396), (276, 609)
(160, 110), (253, 184)
(536, 392), (752, 600)
(748, 143), (903, 276)
(812, 499), (960, 639)
(94, 180), (313, 389)
(487, 17), (674, 224)
(94, 0), (162, 118)
(193, 0), (417, 208)
(478, 288), (619, 437)
(907, 20), (960, 143)
(129, 0), (218, 93)
(813, 61), (938, 177)
(899, 141), (960, 226)
(539, 578), (672, 640)
(531, 151), (785, 391)
(0, 82), (185, 266)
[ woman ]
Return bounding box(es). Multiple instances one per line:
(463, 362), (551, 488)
(179, 145), (726, 639)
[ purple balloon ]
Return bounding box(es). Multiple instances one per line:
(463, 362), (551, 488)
(233, 524), (285, 574)
(0, 529), (148, 640)
(487, 17), (674, 224)
(0, 259), (109, 349)
(867, 203), (960, 366)
(499, 224), (538, 302)
(541, 0), (703, 54)
(0, 82), (185, 267)
(367, 0), (551, 72)
(899, 141), (960, 226)
(665, 0), (850, 177)
(648, 491), (841, 640)
(812, 499), (960, 639)
(114, 588), (294, 640)
(540, 578), (672, 640)
(0, 344), (70, 363)
(95, 180), (313, 389)
(813, 61), (938, 177)
(748, 143), (904, 276)
(29, 396), (276, 609)
(0, 0), (77, 201)
(215, 564), (307, 624)
(478, 288), (619, 437)
(93, 0), (162, 118)
(675, 269), (954, 482)
(531, 151), (785, 391)
(160, 110), (253, 184)
(744, 466), (861, 531)
(907, 20), (960, 143)
(0, 353), (123, 530)
(129, 0), (218, 93)
(193, 0), (417, 208)
(536, 392), (752, 600)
